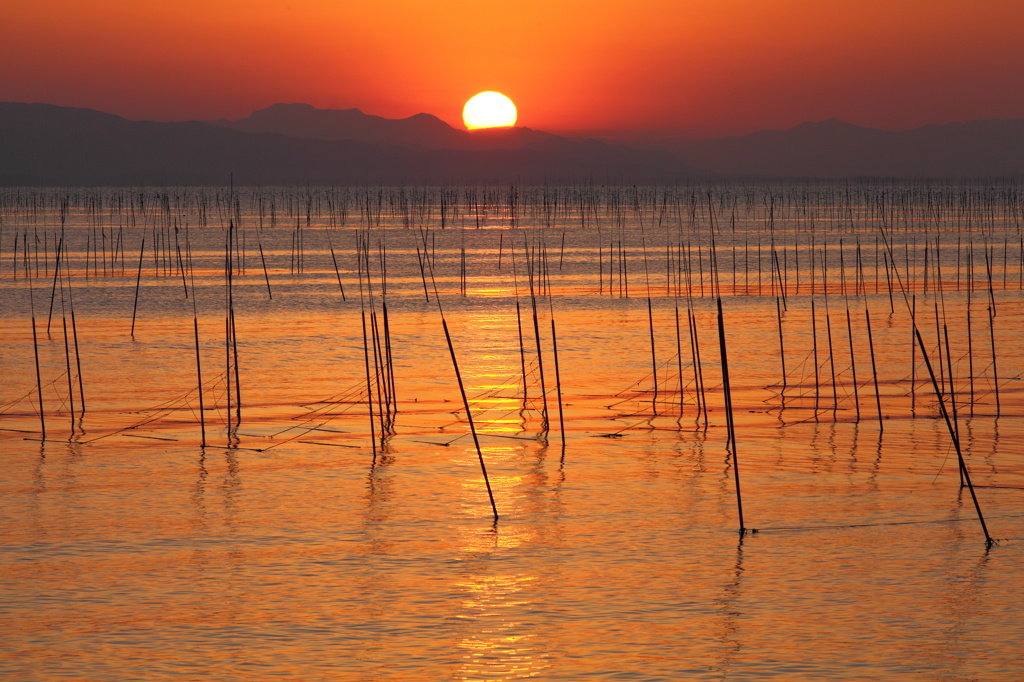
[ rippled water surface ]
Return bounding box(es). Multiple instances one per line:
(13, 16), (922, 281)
(2, 184), (1024, 680)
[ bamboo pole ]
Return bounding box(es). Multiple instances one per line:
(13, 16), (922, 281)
(716, 298), (746, 534)
(550, 317), (567, 456)
(29, 278), (46, 440)
(914, 325), (993, 547)
(424, 245), (499, 521)
(130, 237), (145, 338)
(865, 307), (883, 432)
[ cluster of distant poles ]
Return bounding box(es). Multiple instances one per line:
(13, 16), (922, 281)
(2, 181), (1022, 545)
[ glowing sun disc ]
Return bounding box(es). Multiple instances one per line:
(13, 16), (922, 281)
(462, 91), (517, 130)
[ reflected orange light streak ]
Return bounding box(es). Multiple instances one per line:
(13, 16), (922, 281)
(454, 573), (549, 681)
(467, 287), (512, 298)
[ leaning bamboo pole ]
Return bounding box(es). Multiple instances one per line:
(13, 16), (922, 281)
(716, 298), (746, 534)
(423, 235), (499, 521)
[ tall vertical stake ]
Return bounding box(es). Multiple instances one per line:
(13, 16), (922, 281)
(717, 298), (745, 534)
(865, 306), (883, 432)
(193, 316), (206, 447)
(29, 279), (46, 441)
(914, 326), (993, 546)
(130, 237), (145, 338)
(647, 297), (658, 412)
(551, 317), (567, 457)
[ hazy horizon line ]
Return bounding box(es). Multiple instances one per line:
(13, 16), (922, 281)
(10, 98), (1021, 142)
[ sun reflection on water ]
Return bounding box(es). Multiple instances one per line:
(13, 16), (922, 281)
(454, 572), (549, 681)
(450, 517), (551, 680)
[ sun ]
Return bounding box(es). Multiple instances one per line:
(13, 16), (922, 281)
(462, 91), (517, 130)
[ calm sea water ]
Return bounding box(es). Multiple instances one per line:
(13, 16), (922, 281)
(2, 184), (1023, 680)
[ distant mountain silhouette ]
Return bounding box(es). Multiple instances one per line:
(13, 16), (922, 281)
(211, 102), (574, 152)
(0, 102), (694, 185)
(677, 118), (1024, 178)
(210, 103), (469, 149)
(2, 101), (1022, 185)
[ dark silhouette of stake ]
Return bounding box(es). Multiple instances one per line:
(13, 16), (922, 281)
(515, 298), (528, 408)
(419, 241), (499, 521)
(370, 308), (388, 436)
(231, 307), (241, 425)
(357, 249), (378, 459)
(511, 247), (528, 408)
(914, 326), (993, 547)
(439, 316), (499, 522)
(70, 303), (84, 418)
(193, 316), (206, 448)
(674, 303), (685, 417)
(811, 299), (820, 419)
(184, 249), (206, 447)
(328, 237), (346, 300)
(360, 307), (378, 459)
(988, 305), (1000, 416)
(130, 237), (145, 337)
(910, 295), (917, 410)
(717, 298), (745, 534)
(526, 246), (550, 434)
(175, 228), (189, 298)
(382, 300), (397, 425)
(550, 317), (566, 456)
(967, 295), (974, 416)
(57, 259), (86, 421)
(942, 323), (963, 487)
(845, 307), (860, 422)
(45, 236), (64, 335)
(257, 238), (273, 300)
(933, 300), (944, 390)
(29, 279), (46, 440)
(224, 231), (234, 435)
(61, 313), (75, 438)
(415, 246), (430, 301)
(647, 297), (658, 411)
(865, 307), (883, 432)
(776, 297), (786, 394)
(825, 309), (838, 419)
(689, 306), (708, 429)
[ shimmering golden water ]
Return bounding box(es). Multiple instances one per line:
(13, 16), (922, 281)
(2, 185), (1023, 680)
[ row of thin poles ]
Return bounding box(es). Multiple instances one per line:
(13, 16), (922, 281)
(12, 218), (1012, 441)
(5, 185), (1020, 538)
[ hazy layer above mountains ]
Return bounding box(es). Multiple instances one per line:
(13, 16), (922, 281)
(2, 101), (1022, 185)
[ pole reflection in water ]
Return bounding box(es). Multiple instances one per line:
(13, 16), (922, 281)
(712, 537), (746, 675)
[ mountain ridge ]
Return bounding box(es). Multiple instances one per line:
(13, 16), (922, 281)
(208, 102), (471, 150)
(0, 102), (693, 185)
(678, 117), (1024, 178)
(1, 101), (1022, 184)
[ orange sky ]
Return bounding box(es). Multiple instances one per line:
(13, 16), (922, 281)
(3, 0), (1023, 137)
